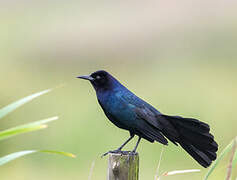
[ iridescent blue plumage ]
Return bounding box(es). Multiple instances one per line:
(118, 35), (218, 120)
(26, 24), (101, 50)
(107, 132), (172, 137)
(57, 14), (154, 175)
(77, 70), (218, 168)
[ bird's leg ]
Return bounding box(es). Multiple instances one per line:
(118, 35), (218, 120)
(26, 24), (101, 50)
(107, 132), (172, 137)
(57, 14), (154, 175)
(124, 137), (141, 163)
(101, 135), (135, 157)
(131, 136), (141, 154)
(117, 135), (135, 151)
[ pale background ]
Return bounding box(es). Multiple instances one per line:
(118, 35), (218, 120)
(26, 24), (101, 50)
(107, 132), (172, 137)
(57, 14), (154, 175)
(0, 1), (237, 179)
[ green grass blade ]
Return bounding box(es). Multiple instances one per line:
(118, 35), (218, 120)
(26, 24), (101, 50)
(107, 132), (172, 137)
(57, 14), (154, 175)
(232, 137), (237, 174)
(226, 138), (237, 180)
(0, 116), (58, 141)
(232, 147), (237, 170)
(0, 150), (75, 166)
(0, 150), (37, 166)
(38, 150), (76, 158)
(0, 89), (51, 119)
(204, 138), (235, 180)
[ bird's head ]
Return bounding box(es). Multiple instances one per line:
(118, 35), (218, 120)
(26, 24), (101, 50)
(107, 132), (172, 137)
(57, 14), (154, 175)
(77, 70), (119, 91)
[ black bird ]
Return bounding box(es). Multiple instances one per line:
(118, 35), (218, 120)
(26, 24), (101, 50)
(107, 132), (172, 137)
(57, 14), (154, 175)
(77, 70), (218, 168)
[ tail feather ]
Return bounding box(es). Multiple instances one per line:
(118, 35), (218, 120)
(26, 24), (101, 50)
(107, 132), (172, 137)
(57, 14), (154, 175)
(163, 115), (210, 133)
(203, 150), (217, 161)
(179, 142), (212, 168)
(180, 130), (214, 144)
(183, 136), (218, 152)
(160, 114), (218, 168)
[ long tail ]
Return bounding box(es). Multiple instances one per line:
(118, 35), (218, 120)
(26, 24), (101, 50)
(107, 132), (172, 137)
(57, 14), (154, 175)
(160, 114), (218, 168)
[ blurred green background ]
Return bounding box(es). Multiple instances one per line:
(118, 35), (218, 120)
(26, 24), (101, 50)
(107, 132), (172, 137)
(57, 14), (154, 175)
(0, 1), (237, 179)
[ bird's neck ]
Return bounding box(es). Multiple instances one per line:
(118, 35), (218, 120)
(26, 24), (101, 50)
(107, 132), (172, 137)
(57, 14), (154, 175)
(96, 81), (127, 101)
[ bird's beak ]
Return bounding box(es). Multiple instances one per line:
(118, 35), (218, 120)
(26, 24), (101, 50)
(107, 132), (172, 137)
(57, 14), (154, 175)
(77, 75), (94, 81)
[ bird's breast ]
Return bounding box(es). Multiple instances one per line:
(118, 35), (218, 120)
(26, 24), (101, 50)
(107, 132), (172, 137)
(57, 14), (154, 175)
(98, 91), (137, 129)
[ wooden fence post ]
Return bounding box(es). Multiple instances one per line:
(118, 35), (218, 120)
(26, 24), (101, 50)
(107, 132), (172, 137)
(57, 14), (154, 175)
(107, 152), (139, 180)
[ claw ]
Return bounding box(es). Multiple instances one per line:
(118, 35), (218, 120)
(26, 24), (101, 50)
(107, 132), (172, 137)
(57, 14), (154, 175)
(101, 149), (122, 158)
(101, 151), (110, 158)
(129, 151), (136, 156)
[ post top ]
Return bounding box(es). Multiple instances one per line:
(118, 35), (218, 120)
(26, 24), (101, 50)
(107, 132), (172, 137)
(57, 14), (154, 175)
(108, 151), (138, 156)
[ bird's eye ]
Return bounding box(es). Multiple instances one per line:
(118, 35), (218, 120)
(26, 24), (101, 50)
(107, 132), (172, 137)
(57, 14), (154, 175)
(96, 75), (101, 80)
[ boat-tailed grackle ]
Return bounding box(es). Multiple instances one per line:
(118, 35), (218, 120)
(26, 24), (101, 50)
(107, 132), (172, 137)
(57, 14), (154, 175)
(77, 70), (218, 168)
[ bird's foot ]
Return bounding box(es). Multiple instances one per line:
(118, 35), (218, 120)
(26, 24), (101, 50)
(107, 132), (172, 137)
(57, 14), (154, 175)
(128, 150), (137, 156)
(101, 150), (138, 158)
(123, 151), (137, 163)
(101, 149), (122, 158)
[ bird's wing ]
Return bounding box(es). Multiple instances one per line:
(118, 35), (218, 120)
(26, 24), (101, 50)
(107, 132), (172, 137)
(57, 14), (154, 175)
(118, 92), (169, 144)
(121, 92), (179, 145)
(121, 92), (162, 128)
(134, 106), (162, 130)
